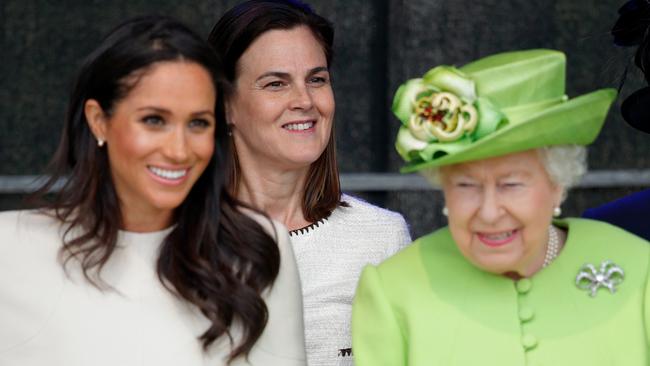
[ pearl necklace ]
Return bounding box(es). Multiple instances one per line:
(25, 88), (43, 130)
(543, 225), (560, 268)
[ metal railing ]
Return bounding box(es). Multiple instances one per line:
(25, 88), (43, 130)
(1, 170), (650, 194)
(341, 170), (650, 190)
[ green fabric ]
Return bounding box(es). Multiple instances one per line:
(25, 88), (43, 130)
(392, 49), (617, 173)
(402, 89), (616, 172)
(461, 49), (565, 110)
(424, 66), (477, 101)
(352, 218), (650, 365)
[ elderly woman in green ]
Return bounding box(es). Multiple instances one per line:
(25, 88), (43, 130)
(352, 49), (649, 365)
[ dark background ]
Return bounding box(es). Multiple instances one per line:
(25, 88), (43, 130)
(1, 0), (647, 237)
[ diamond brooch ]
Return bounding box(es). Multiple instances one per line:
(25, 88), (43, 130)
(575, 260), (624, 297)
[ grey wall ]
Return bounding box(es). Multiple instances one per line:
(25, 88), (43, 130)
(1, 0), (646, 238)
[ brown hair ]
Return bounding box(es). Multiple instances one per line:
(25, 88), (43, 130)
(31, 15), (279, 363)
(208, 0), (346, 222)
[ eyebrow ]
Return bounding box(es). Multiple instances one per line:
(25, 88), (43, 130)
(450, 174), (476, 181)
(308, 66), (329, 75)
(136, 106), (215, 117)
(501, 171), (531, 179)
(255, 66), (329, 82)
(136, 106), (171, 114)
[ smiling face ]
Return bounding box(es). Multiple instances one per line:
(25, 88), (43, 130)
(226, 25), (335, 172)
(85, 61), (216, 230)
(440, 149), (563, 276)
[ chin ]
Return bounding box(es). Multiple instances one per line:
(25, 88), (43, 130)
(473, 255), (520, 274)
(288, 142), (327, 158)
(149, 194), (188, 212)
(285, 154), (324, 168)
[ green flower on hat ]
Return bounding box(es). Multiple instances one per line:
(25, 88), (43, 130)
(392, 49), (617, 173)
(393, 65), (506, 164)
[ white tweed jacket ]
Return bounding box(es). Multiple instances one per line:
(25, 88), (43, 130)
(289, 194), (412, 366)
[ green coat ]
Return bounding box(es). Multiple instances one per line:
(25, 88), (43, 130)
(352, 218), (650, 365)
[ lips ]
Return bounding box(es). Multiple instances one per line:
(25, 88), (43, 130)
(477, 229), (518, 247)
(282, 120), (315, 131)
(147, 166), (188, 180)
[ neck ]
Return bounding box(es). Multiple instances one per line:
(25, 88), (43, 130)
(509, 225), (567, 278)
(120, 204), (173, 233)
(236, 160), (311, 231)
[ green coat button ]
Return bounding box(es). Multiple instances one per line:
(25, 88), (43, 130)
(516, 278), (532, 294)
(522, 334), (538, 350)
(518, 307), (534, 322)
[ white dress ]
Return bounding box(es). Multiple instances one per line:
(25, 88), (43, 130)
(0, 210), (306, 366)
(289, 194), (412, 366)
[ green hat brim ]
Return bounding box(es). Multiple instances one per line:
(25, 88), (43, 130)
(400, 88), (616, 173)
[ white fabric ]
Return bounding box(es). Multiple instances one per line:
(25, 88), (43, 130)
(289, 195), (412, 366)
(0, 210), (306, 366)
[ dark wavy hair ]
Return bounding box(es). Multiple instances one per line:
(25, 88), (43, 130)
(31, 15), (280, 363)
(208, 0), (346, 223)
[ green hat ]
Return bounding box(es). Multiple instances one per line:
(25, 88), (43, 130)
(393, 49), (617, 173)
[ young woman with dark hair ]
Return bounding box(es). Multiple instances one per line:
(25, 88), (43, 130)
(0, 15), (306, 365)
(208, 1), (411, 364)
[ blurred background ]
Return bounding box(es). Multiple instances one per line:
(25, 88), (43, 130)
(1, 0), (648, 238)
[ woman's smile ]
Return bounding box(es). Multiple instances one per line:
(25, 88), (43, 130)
(476, 229), (519, 247)
(282, 119), (316, 133)
(146, 165), (191, 186)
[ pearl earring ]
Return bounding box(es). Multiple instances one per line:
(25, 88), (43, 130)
(442, 207), (449, 217)
(97, 139), (105, 147)
(553, 206), (561, 217)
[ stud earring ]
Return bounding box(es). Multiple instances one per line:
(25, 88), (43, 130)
(553, 206), (561, 217)
(97, 139), (105, 147)
(442, 207), (449, 217)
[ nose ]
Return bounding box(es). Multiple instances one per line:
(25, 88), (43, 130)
(163, 126), (190, 162)
(289, 83), (314, 110)
(477, 186), (503, 223)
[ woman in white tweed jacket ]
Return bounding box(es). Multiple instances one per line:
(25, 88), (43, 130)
(207, 1), (412, 364)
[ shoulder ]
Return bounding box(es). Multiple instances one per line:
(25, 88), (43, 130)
(373, 227), (454, 279)
(0, 209), (62, 250)
(560, 218), (650, 306)
(565, 217), (650, 252)
(333, 194), (412, 251)
(243, 209), (293, 253)
(355, 227), (464, 311)
(242, 214), (306, 364)
(0, 208), (64, 261)
(0, 209), (57, 229)
(340, 194), (402, 218)
(241, 209), (296, 278)
(244, 209), (281, 236)
(0, 210), (67, 352)
(339, 194), (405, 222)
(562, 218), (650, 283)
